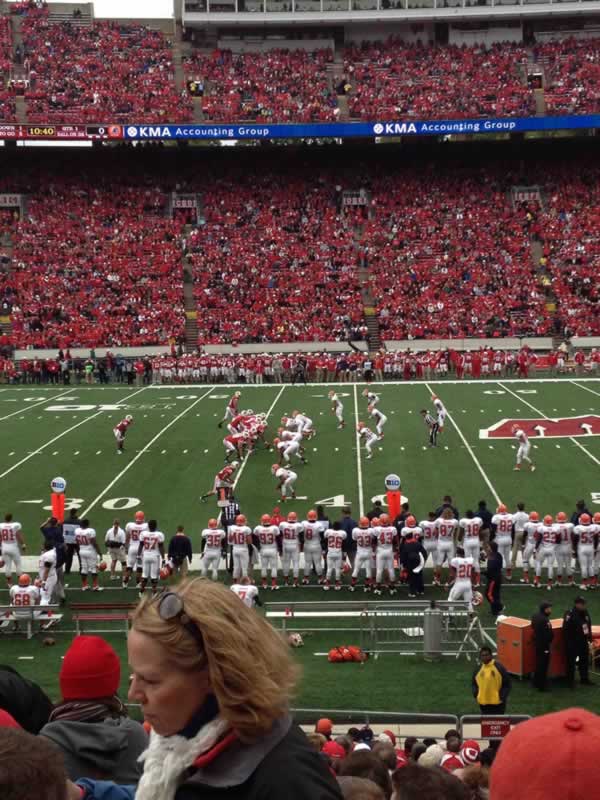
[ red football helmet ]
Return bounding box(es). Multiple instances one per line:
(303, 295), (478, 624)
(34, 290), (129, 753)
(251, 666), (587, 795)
(18, 574), (31, 587)
(379, 514), (390, 525)
(529, 511), (540, 522)
(359, 516), (370, 528)
(135, 511), (145, 523)
(235, 514), (247, 525)
(307, 510), (318, 522)
(543, 515), (553, 525)
(497, 504), (507, 514)
(261, 514), (271, 525)
(556, 512), (567, 523)
(580, 514), (592, 525)
(406, 515), (416, 527)
(208, 518), (218, 529)
(594, 513), (600, 524)
(287, 512), (298, 523)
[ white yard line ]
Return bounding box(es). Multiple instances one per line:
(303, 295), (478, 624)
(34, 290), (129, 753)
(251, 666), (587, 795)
(0, 386), (150, 480)
(0, 388), (75, 422)
(353, 384), (365, 516)
(425, 383), (502, 505)
(570, 380), (600, 399)
(146, 378), (600, 389)
(81, 387), (215, 517)
(232, 385), (287, 493)
(498, 382), (600, 467)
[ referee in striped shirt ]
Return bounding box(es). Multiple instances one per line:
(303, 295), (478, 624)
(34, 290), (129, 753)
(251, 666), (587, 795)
(420, 409), (439, 447)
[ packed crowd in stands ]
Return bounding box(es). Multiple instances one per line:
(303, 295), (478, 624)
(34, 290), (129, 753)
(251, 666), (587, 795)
(21, 11), (191, 123)
(343, 39), (534, 120)
(7, 184), (186, 348)
(184, 47), (338, 122)
(534, 37), (600, 115)
(0, 16), (16, 121)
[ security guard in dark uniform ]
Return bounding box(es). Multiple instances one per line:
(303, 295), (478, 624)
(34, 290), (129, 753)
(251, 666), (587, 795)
(563, 596), (594, 687)
(531, 602), (553, 691)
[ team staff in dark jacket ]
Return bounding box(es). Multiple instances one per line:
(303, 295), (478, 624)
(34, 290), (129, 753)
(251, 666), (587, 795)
(486, 542), (503, 616)
(531, 602), (554, 690)
(400, 525), (427, 598)
(563, 597), (594, 687)
(109, 578), (341, 800)
(168, 526), (193, 577)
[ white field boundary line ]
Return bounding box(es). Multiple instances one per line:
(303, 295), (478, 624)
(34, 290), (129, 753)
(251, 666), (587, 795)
(232, 385), (287, 493)
(424, 382), (502, 506)
(570, 380), (600, 399)
(81, 387), (216, 517)
(0, 388), (75, 422)
(353, 384), (365, 517)
(498, 382), (600, 467)
(145, 378), (600, 389)
(0, 386), (150, 481)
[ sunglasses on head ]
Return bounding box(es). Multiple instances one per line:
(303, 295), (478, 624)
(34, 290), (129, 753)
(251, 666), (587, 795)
(151, 587), (204, 649)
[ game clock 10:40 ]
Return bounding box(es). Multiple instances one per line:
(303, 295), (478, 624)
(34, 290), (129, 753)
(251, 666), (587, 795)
(26, 126), (56, 137)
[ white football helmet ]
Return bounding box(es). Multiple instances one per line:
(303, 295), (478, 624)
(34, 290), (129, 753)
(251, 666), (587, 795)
(125, 415), (133, 422)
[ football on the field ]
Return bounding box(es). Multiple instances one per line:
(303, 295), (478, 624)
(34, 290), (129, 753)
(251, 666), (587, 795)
(288, 633), (304, 648)
(472, 591), (484, 607)
(98, 561), (107, 572)
(42, 637), (56, 647)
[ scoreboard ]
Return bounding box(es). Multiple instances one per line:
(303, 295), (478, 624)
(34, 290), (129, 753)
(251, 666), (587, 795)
(0, 124), (122, 140)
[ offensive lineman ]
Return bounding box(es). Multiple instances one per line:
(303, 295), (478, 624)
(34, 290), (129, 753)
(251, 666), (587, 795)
(272, 464), (298, 502)
(113, 414), (133, 454)
(10, 574), (40, 624)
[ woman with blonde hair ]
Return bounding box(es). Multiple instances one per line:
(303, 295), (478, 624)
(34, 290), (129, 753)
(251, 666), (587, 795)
(122, 577), (341, 800)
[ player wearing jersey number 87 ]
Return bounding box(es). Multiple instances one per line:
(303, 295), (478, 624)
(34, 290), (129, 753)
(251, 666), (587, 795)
(137, 520), (166, 596)
(75, 519), (103, 592)
(433, 509), (458, 588)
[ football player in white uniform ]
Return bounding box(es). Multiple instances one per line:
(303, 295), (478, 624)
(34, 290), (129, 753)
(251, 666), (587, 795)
(511, 503), (530, 571)
(254, 514), (280, 590)
(521, 511), (541, 584)
(324, 525), (346, 591)
(351, 517), (375, 592)
(534, 515), (559, 590)
(459, 512), (483, 587)
(38, 542), (58, 605)
(357, 421), (379, 460)
(200, 518), (226, 581)
(292, 410), (315, 438)
(492, 504), (514, 580)
(368, 404), (387, 439)
(123, 510), (148, 589)
(574, 514), (596, 590)
(0, 513), (25, 587)
(279, 511), (303, 587)
(419, 512), (439, 569)
(328, 390), (345, 430)
(362, 389), (380, 408)
(273, 434), (307, 466)
(10, 574), (40, 621)
(553, 511), (575, 587)
(448, 548), (474, 611)
(228, 514), (252, 581)
(138, 520), (165, 596)
(231, 576), (261, 609)
(302, 510), (325, 585)
(272, 464), (297, 501)
(431, 394), (447, 431)
(75, 519), (103, 592)
(105, 519), (126, 581)
(512, 424), (535, 472)
(374, 514), (397, 595)
(434, 509), (458, 587)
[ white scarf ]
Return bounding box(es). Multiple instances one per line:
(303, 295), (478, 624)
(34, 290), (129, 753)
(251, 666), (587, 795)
(135, 716), (231, 800)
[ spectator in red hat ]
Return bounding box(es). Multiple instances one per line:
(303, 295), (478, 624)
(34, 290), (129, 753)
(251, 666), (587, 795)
(490, 708), (600, 799)
(39, 635), (148, 783)
(440, 738), (464, 772)
(316, 718), (334, 740)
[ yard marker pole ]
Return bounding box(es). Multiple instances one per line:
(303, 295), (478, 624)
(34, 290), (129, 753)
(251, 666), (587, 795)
(498, 382), (600, 467)
(424, 383), (502, 506)
(80, 387), (215, 517)
(232, 385), (287, 493)
(353, 384), (365, 517)
(0, 385), (150, 481)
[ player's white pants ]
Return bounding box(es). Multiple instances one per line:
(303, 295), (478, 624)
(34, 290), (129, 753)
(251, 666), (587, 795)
(200, 550), (221, 580)
(578, 547), (595, 580)
(232, 548), (249, 580)
(224, 406), (235, 420)
(522, 541), (537, 572)
(40, 575), (57, 606)
(80, 550), (98, 575)
(335, 407), (344, 424)
(223, 439), (237, 454)
(436, 543), (455, 567)
(516, 443), (531, 465)
(496, 537), (512, 571)
(280, 477), (297, 498)
(126, 547), (142, 571)
(326, 552), (343, 582)
(463, 541), (481, 573)
(142, 555), (160, 581)
(281, 547), (299, 578)
(113, 429), (124, 443)
(303, 548), (323, 577)
(423, 543), (437, 566)
(536, 548), (556, 580)
(283, 443), (301, 463)
(260, 548), (278, 579)
(365, 435), (378, 457)
(2, 546), (21, 577)
(556, 546), (573, 578)
(376, 551), (395, 584)
(437, 412), (446, 429)
(448, 581), (473, 611)
(353, 550), (373, 580)
(375, 414), (387, 436)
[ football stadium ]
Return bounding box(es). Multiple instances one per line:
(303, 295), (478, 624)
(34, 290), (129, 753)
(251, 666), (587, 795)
(0, 0), (599, 796)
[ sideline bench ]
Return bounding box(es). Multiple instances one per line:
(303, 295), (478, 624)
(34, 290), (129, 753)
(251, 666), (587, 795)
(71, 602), (135, 635)
(0, 605), (62, 639)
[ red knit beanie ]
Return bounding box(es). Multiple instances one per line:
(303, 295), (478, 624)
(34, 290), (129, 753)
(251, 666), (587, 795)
(60, 636), (121, 700)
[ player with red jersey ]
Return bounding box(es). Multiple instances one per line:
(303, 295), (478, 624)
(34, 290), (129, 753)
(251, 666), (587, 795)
(113, 415), (133, 453)
(218, 391), (241, 428)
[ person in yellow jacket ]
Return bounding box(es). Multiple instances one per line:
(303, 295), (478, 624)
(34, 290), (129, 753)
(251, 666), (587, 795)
(472, 646), (512, 715)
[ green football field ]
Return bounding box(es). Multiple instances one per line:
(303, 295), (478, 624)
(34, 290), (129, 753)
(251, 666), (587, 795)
(1, 377), (600, 720)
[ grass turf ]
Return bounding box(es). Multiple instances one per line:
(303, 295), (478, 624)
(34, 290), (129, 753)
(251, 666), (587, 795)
(1, 378), (599, 719)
